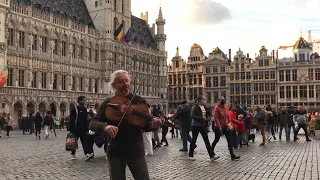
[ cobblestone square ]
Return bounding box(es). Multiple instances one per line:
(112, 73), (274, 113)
(0, 130), (319, 180)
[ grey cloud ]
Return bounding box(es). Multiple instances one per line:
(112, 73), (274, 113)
(179, 0), (231, 25)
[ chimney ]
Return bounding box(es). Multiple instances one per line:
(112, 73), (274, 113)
(228, 49), (231, 60)
(246, 53), (249, 58)
(272, 50), (275, 61)
(276, 50), (279, 59)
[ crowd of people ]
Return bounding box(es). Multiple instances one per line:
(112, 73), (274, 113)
(1, 69), (318, 180)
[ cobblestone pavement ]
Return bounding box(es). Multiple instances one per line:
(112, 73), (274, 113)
(0, 130), (319, 180)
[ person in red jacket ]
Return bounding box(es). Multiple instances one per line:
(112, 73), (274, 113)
(237, 114), (246, 148)
(228, 105), (240, 149)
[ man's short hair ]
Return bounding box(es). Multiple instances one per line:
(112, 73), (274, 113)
(181, 101), (187, 105)
(78, 96), (86, 103)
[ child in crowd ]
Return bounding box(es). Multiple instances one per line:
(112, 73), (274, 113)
(237, 115), (246, 148)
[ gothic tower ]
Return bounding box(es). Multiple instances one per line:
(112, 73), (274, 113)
(0, 0), (10, 70)
(154, 7), (166, 52)
(154, 7), (167, 107)
(84, 0), (132, 39)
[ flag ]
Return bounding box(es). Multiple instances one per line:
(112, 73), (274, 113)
(124, 27), (133, 44)
(0, 65), (8, 88)
(114, 23), (125, 42)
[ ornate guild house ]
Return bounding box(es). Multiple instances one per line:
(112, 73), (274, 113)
(0, 0), (168, 126)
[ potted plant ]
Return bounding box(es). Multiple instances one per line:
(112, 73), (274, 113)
(315, 115), (320, 140)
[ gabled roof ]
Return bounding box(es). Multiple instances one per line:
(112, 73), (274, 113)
(13, 0), (95, 28)
(131, 16), (158, 50)
(208, 47), (228, 59)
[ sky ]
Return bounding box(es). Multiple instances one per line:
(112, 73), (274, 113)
(131, 0), (320, 64)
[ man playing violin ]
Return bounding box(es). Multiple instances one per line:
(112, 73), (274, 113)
(89, 70), (162, 180)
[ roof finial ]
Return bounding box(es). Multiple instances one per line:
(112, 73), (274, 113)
(158, 6), (163, 20)
(176, 46), (179, 56)
(299, 28), (303, 37)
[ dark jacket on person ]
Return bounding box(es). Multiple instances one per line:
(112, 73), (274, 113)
(191, 104), (210, 127)
(254, 109), (266, 125)
(89, 93), (153, 158)
(34, 115), (43, 128)
(43, 115), (54, 126)
(69, 106), (89, 137)
(279, 111), (289, 125)
(176, 106), (192, 127)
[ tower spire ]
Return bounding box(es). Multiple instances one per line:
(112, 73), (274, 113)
(158, 7), (163, 20)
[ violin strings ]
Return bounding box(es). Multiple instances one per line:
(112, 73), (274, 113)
(107, 80), (145, 145)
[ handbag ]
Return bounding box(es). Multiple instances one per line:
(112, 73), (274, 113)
(66, 133), (78, 151)
(226, 122), (234, 131)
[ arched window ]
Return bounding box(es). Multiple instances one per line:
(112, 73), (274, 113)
(240, 63), (244, 70)
(235, 63), (239, 71)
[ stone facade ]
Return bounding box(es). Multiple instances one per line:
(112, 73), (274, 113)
(167, 37), (320, 111)
(0, 0), (168, 126)
(277, 37), (320, 111)
(203, 47), (229, 107)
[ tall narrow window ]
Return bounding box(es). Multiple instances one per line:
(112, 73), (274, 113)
(88, 47), (92, 61)
(18, 31), (25, 48)
(32, 34), (38, 51)
(95, 49), (99, 62)
(41, 36), (47, 52)
(72, 77), (76, 91)
(88, 78), (92, 92)
(114, 0), (117, 11)
(61, 41), (66, 56)
(32, 72), (37, 88)
(6, 68), (13, 86)
(7, 28), (14, 46)
(18, 69), (25, 87)
(41, 72), (47, 89)
(79, 77), (83, 91)
(53, 74), (58, 90)
(94, 79), (98, 93)
(61, 75), (66, 90)
(79, 45), (84, 59)
(72, 44), (76, 58)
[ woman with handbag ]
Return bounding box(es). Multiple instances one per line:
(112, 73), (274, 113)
(212, 96), (240, 160)
(188, 96), (216, 161)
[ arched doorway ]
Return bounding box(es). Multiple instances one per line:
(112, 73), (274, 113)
(13, 102), (23, 129)
(1, 102), (10, 113)
(50, 103), (56, 117)
(60, 103), (66, 117)
(27, 102), (35, 115)
(94, 103), (100, 111)
(38, 102), (47, 117)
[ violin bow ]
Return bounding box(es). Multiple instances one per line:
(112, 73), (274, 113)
(107, 79), (145, 145)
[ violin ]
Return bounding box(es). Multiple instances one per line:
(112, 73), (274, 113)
(105, 95), (153, 128)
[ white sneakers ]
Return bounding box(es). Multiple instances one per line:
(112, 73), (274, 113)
(71, 154), (76, 160)
(85, 153), (94, 161)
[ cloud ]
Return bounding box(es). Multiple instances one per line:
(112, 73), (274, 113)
(178, 0), (231, 26)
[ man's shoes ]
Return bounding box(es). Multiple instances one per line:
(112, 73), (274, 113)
(306, 139), (311, 142)
(85, 153), (94, 161)
(179, 148), (188, 152)
(210, 155), (220, 161)
(231, 154), (240, 160)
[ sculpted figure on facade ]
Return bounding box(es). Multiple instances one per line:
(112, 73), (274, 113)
(50, 40), (55, 51)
